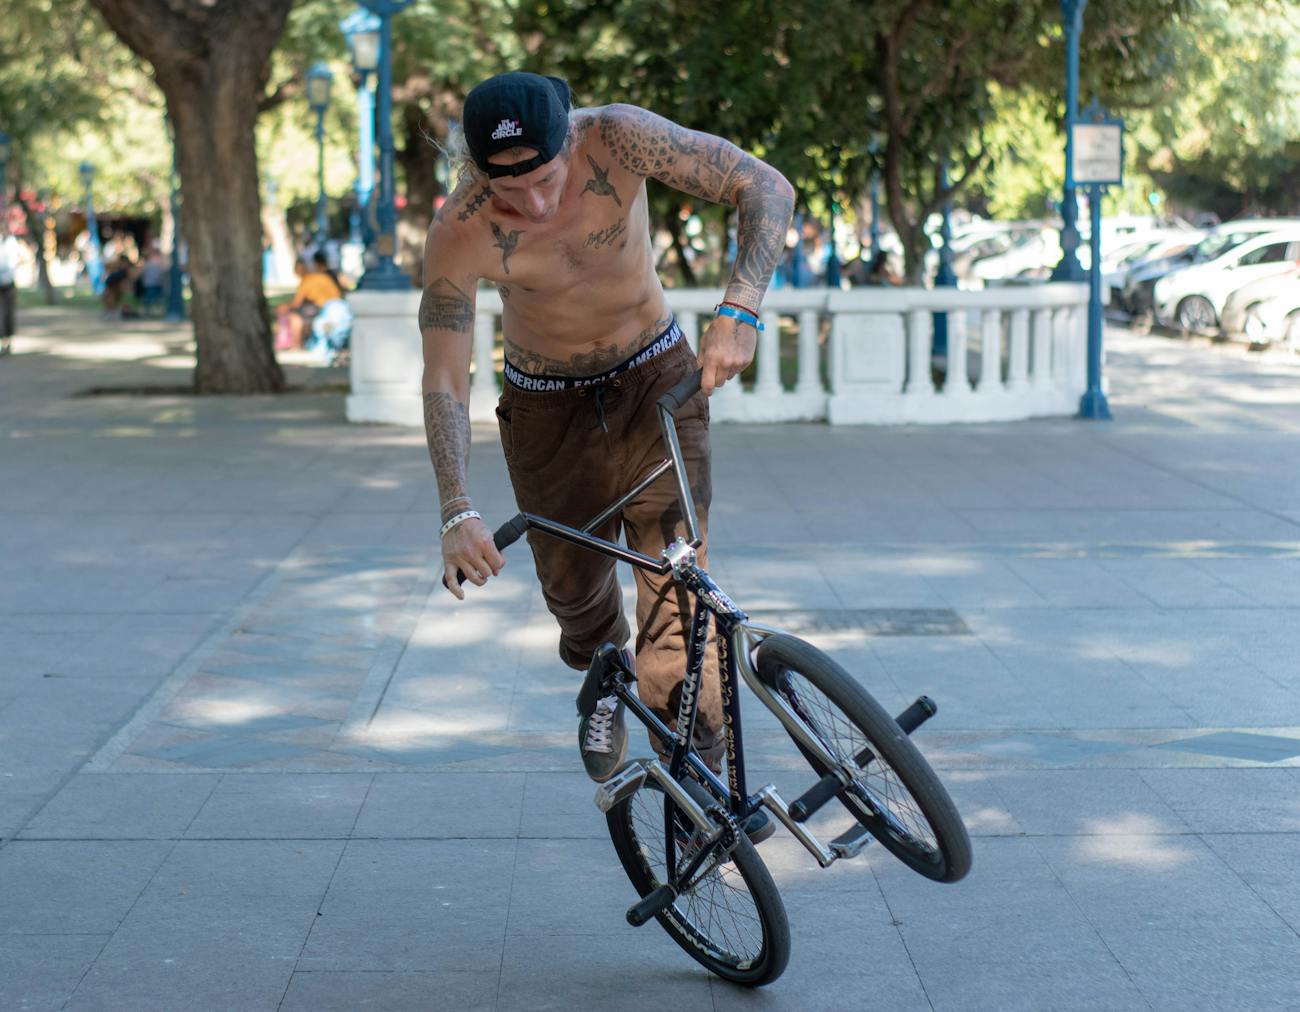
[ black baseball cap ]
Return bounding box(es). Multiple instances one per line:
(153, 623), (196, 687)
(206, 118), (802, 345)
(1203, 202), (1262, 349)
(463, 72), (572, 179)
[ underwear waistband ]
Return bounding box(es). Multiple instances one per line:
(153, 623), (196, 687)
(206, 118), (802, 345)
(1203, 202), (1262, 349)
(503, 319), (683, 392)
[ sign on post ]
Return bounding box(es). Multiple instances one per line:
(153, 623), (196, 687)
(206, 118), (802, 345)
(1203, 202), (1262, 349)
(1072, 117), (1124, 186)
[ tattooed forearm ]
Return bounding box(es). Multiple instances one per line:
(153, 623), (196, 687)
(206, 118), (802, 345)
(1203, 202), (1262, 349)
(584, 218), (627, 249)
(490, 222), (523, 275)
(726, 157), (795, 308)
(419, 278), (475, 333)
(423, 392), (471, 507)
(505, 312), (672, 377)
(581, 155), (623, 207)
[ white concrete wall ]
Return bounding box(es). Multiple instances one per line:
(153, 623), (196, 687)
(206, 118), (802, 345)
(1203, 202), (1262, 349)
(346, 284), (1090, 427)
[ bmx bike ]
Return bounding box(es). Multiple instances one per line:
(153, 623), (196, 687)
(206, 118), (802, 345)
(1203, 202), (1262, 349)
(451, 370), (971, 986)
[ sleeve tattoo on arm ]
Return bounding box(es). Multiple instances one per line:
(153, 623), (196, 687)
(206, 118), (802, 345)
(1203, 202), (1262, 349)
(419, 277), (474, 333)
(599, 107), (793, 307)
(424, 391), (471, 506)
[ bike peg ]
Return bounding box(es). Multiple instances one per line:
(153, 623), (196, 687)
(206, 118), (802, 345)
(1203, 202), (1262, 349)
(627, 884), (676, 927)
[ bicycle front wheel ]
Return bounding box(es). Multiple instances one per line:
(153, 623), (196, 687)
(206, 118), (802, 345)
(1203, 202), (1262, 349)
(756, 634), (972, 883)
(607, 776), (790, 987)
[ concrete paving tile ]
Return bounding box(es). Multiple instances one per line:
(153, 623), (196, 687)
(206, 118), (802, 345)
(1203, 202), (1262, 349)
(1032, 833), (1284, 934)
(352, 772), (524, 838)
(1099, 557), (1255, 608)
(1103, 924), (1300, 1012)
(496, 930), (714, 1011)
(184, 773), (373, 838)
(19, 773), (221, 840)
(519, 772), (612, 840)
(506, 837), (642, 938)
(1137, 768), (1300, 833)
(299, 838), (515, 972)
(1202, 833), (1300, 934)
(66, 952), (296, 1012)
(0, 933), (109, 1011)
(0, 840), (174, 934)
(281, 970), (496, 1012)
(143, 839), (345, 901)
(985, 769), (1192, 837)
(1004, 557), (1154, 609)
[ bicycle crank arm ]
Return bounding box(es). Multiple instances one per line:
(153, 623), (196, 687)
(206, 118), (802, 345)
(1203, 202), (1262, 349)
(754, 784), (838, 867)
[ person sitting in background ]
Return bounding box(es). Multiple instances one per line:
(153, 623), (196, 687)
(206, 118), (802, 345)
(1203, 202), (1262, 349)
(102, 254), (138, 319)
(276, 253), (343, 349)
(851, 250), (904, 287)
(135, 245), (167, 316)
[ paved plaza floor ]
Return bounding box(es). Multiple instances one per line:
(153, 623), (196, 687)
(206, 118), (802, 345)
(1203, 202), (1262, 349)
(2, 305), (1300, 1010)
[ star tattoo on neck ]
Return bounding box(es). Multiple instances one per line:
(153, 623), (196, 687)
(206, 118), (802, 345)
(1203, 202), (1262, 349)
(490, 221), (523, 275)
(581, 155), (622, 207)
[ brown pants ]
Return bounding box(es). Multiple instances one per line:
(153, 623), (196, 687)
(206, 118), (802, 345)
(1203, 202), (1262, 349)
(496, 337), (723, 767)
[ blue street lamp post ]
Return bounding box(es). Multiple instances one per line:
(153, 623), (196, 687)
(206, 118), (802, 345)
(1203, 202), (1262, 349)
(357, 0), (413, 290)
(1075, 98), (1121, 420)
(342, 7), (381, 251)
(306, 63), (334, 248)
(165, 117), (186, 321)
(1051, 0), (1087, 282)
(932, 160), (956, 360)
(79, 162), (105, 295)
(868, 139), (882, 261)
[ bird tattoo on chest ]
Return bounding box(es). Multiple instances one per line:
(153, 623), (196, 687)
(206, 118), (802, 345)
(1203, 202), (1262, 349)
(581, 155), (623, 207)
(490, 221), (524, 275)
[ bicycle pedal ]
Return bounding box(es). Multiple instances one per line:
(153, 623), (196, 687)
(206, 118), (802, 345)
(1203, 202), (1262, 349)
(593, 762), (647, 813)
(829, 825), (874, 860)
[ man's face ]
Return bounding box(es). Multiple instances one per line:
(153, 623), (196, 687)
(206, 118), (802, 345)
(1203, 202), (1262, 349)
(487, 147), (569, 224)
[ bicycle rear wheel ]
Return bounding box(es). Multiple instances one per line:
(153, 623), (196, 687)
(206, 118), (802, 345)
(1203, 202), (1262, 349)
(607, 776), (790, 986)
(756, 634), (972, 883)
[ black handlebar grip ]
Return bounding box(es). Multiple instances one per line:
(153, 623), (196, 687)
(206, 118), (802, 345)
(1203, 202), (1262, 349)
(441, 513), (529, 590)
(627, 884), (676, 927)
(656, 369), (703, 415)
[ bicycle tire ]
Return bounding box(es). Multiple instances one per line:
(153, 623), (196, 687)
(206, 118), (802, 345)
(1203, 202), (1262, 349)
(607, 776), (790, 986)
(756, 634), (972, 883)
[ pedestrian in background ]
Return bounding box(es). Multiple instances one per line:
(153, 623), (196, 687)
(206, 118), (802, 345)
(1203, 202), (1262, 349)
(0, 220), (21, 355)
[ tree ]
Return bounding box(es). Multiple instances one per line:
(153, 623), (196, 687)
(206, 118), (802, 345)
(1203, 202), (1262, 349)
(89, 0), (295, 394)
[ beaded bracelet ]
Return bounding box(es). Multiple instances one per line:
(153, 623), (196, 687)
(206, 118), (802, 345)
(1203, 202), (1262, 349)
(440, 510), (482, 538)
(714, 303), (765, 331)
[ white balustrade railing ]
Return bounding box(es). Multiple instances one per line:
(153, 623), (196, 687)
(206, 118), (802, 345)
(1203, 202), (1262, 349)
(346, 283), (1089, 427)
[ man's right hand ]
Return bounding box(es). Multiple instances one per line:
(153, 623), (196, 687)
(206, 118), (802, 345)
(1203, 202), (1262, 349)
(441, 517), (505, 600)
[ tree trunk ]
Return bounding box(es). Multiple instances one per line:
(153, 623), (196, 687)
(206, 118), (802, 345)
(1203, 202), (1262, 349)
(89, 0), (293, 393)
(396, 101), (441, 279)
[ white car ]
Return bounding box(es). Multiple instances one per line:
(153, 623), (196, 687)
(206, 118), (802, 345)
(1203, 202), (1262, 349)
(1152, 229), (1300, 333)
(1219, 268), (1300, 342)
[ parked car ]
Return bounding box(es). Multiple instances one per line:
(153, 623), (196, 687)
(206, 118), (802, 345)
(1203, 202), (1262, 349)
(1244, 290), (1300, 349)
(1119, 221), (1300, 322)
(1219, 268), (1300, 342)
(1153, 228), (1300, 333)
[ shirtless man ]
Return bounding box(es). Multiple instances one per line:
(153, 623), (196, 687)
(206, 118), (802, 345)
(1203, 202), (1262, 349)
(422, 72), (793, 786)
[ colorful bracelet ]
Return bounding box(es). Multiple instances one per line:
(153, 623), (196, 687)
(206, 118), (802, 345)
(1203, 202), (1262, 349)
(714, 304), (765, 331)
(440, 510), (482, 538)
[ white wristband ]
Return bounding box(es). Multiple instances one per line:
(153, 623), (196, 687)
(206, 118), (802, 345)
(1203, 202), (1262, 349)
(440, 510), (481, 538)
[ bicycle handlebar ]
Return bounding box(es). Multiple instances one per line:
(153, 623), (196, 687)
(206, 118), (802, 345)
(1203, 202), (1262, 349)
(656, 368), (702, 416)
(442, 513), (529, 590)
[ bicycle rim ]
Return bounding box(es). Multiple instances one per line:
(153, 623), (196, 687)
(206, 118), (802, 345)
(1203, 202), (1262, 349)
(758, 634), (971, 883)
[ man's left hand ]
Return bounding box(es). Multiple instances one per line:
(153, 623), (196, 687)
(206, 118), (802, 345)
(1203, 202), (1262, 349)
(698, 315), (757, 395)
